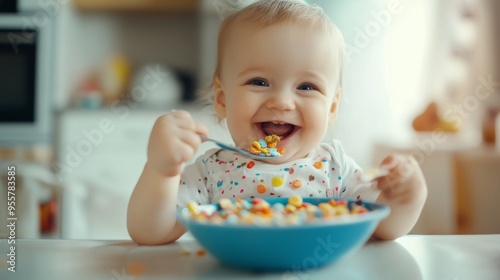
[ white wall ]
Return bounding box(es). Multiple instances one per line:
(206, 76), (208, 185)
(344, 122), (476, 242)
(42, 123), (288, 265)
(313, 0), (433, 167)
(316, 0), (499, 169)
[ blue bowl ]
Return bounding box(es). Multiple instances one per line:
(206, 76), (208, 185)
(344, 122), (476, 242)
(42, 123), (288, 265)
(178, 197), (390, 271)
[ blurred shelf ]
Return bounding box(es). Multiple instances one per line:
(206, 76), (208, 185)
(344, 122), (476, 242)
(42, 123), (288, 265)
(454, 145), (500, 234)
(373, 141), (500, 235)
(73, 0), (199, 13)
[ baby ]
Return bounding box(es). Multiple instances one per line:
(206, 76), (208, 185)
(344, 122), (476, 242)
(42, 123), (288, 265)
(127, 0), (427, 245)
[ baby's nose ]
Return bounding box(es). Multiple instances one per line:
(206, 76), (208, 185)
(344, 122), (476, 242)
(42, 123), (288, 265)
(265, 91), (295, 111)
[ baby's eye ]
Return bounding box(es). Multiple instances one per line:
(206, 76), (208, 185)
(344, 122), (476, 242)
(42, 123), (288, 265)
(248, 79), (269, 87)
(297, 83), (315, 91)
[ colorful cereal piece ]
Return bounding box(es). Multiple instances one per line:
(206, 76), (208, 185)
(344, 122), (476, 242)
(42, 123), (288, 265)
(334, 206), (349, 215)
(285, 214), (298, 224)
(219, 198), (233, 210)
(285, 204), (297, 213)
(264, 135), (280, 148)
(251, 141), (269, 155)
(187, 202), (197, 213)
(196, 249), (207, 256)
(252, 199), (270, 212)
(126, 262), (145, 276)
(180, 249), (192, 256)
(319, 203), (336, 217)
(336, 200), (347, 206)
(257, 139), (268, 148)
(249, 145), (262, 155)
(225, 214), (239, 224)
(240, 214), (256, 224)
(268, 148), (280, 157)
(241, 200), (251, 210)
(288, 195), (303, 207)
(352, 205), (368, 214)
(272, 203), (285, 212)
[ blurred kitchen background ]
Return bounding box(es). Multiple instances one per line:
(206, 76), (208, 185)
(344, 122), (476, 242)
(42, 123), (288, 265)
(0, 0), (499, 240)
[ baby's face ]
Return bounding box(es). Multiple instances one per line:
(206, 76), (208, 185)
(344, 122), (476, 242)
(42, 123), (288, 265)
(214, 22), (340, 163)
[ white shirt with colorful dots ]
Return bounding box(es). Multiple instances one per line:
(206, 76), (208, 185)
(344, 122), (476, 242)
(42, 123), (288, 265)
(177, 140), (380, 207)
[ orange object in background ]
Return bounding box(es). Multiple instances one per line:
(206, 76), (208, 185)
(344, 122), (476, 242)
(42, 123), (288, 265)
(482, 107), (499, 145)
(412, 102), (460, 132)
(39, 199), (57, 234)
(413, 102), (441, 131)
(100, 54), (131, 105)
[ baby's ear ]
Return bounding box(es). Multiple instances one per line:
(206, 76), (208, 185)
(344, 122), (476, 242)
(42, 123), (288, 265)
(328, 92), (340, 124)
(213, 76), (227, 118)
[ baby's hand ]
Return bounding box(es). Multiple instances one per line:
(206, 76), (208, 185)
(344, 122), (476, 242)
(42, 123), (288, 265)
(374, 154), (426, 207)
(147, 110), (209, 177)
(371, 154), (428, 239)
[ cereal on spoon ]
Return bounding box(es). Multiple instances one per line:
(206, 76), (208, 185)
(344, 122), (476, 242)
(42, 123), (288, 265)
(248, 134), (286, 157)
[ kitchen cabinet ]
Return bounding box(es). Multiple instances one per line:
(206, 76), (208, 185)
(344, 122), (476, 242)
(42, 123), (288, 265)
(56, 105), (231, 239)
(73, 0), (199, 13)
(0, 161), (61, 239)
(56, 109), (162, 239)
(454, 145), (500, 234)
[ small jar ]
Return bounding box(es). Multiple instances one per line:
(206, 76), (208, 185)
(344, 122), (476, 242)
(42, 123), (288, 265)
(482, 106), (499, 145)
(496, 113), (500, 150)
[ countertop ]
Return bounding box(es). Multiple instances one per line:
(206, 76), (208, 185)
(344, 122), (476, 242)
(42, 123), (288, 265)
(1, 235), (499, 280)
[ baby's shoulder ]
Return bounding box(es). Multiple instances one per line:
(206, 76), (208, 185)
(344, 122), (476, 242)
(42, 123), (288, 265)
(317, 139), (346, 156)
(315, 140), (350, 165)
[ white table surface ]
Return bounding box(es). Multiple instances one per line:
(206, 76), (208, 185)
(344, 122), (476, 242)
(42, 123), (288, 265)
(1, 234), (499, 280)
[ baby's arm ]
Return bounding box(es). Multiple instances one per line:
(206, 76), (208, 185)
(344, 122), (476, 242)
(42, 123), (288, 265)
(127, 110), (208, 245)
(372, 155), (428, 240)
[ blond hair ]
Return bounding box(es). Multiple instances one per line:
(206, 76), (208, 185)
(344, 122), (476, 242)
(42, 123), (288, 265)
(202, 0), (344, 118)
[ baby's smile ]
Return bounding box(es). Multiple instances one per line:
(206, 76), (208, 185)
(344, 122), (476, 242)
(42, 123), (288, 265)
(256, 121), (300, 141)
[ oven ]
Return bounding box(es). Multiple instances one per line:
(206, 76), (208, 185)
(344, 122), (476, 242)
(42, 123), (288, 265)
(0, 1), (55, 145)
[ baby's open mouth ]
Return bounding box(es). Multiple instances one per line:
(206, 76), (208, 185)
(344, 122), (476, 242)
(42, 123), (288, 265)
(259, 122), (297, 140)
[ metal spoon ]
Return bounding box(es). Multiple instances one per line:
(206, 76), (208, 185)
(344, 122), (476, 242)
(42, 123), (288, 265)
(199, 135), (282, 160)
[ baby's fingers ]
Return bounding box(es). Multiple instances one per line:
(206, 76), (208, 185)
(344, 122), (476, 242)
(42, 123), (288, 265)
(375, 170), (403, 193)
(375, 154), (420, 196)
(379, 154), (406, 171)
(178, 130), (204, 153)
(374, 154), (405, 191)
(194, 121), (209, 137)
(170, 110), (209, 137)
